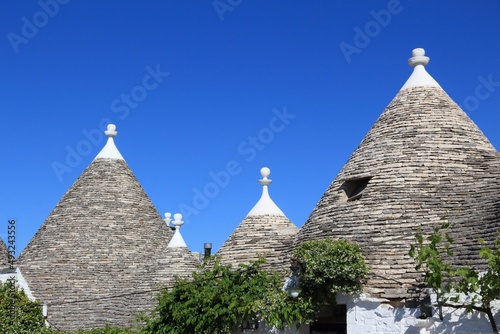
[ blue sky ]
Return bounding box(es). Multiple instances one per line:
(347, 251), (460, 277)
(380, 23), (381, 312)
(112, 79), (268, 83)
(1, 1), (499, 254)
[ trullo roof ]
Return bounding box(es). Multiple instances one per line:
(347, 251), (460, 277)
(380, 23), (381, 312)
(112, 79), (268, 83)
(0, 238), (9, 269)
(17, 125), (178, 331)
(217, 167), (299, 272)
(296, 49), (500, 300)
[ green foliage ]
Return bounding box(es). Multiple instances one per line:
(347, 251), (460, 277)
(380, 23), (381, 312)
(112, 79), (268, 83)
(0, 280), (53, 334)
(256, 238), (370, 330)
(266, 239), (369, 327)
(472, 237), (500, 307)
(143, 239), (368, 333)
(292, 239), (369, 316)
(409, 221), (455, 308)
(409, 223), (500, 333)
(1, 281), (140, 334)
(258, 286), (315, 330)
(143, 257), (290, 333)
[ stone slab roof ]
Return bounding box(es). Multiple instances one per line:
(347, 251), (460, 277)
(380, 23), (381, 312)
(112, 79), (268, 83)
(296, 85), (500, 301)
(217, 215), (298, 272)
(0, 238), (9, 269)
(17, 158), (175, 331)
(217, 168), (299, 272)
(155, 247), (200, 287)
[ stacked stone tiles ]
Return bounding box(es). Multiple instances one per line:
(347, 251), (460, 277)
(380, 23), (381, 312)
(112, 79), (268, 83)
(217, 168), (299, 272)
(217, 215), (298, 272)
(0, 238), (9, 269)
(17, 158), (176, 331)
(155, 246), (200, 286)
(296, 84), (500, 300)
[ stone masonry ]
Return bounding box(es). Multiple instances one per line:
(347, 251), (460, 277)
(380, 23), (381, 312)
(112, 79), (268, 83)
(17, 158), (178, 331)
(217, 214), (298, 273)
(296, 86), (500, 301)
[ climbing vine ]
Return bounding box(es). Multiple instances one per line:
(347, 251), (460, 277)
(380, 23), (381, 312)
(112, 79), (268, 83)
(292, 239), (369, 316)
(143, 239), (368, 333)
(142, 257), (293, 333)
(409, 222), (500, 333)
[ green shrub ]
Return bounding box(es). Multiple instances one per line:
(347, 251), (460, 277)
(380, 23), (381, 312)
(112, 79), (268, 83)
(0, 280), (53, 334)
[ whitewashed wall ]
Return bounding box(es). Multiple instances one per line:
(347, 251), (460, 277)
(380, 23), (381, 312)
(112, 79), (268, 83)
(0, 267), (35, 300)
(342, 294), (500, 334)
(243, 293), (500, 334)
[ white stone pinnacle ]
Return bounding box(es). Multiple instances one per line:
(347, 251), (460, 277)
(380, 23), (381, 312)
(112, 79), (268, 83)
(400, 48), (441, 91)
(259, 167), (272, 186)
(172, 213), (184, 229)
(408, 48), (429, 67)
(104, 124), (118, 137)
(247, 167), (285, 217)
(94, 124), (125, 161)
(164, 212), (172, 226)
(167, 213), (188, 248)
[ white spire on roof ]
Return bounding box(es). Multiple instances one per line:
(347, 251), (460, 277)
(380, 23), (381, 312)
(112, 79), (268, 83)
(247, 167), (285, 217)
(400, 48), (441, 91)
(166, 213), (188, 248)
(94, 124), (125, 160)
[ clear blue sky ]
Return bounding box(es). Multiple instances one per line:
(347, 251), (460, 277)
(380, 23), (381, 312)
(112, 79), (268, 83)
(1, 1), (499, 254)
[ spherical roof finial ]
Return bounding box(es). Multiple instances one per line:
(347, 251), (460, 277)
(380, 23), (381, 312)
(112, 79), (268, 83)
(172, 213), (184, 229)
(260, 167), (271, 179)
(258, 167), (272, 186)
(164, 212), (172, 226)
(105, 124), (118, 138)
(408, 48), (429, 67)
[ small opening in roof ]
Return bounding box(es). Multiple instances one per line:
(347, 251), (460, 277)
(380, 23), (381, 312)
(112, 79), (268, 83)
(338, 177), (372, 202)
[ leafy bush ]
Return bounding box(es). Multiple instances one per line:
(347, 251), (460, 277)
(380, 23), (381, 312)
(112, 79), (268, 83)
(1, 280), (140, 334)
(293, 239), (369, 308)
(143, 257), (286, 333)
(0, 280), (53, 333)
(143, 240), (368, 332)
(409, 222), (500, 333)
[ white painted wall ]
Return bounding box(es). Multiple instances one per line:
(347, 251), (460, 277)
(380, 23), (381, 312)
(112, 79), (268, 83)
(343, 294), (500, 334)
(0, 267), (35, 300)
(243, 293), (500, 334)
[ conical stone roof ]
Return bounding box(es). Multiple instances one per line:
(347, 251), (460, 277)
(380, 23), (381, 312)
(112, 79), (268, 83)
(217, 168), (298, 272)
(17, 125), (175, 331)
(296, 49), (500, 300)
(155, 246), (200, 286)
(0, 238), (9, 269)
(156, 212), (199, 284)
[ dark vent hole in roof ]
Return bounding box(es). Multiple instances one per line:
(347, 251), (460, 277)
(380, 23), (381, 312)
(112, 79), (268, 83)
(338, 177), (372, 202)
